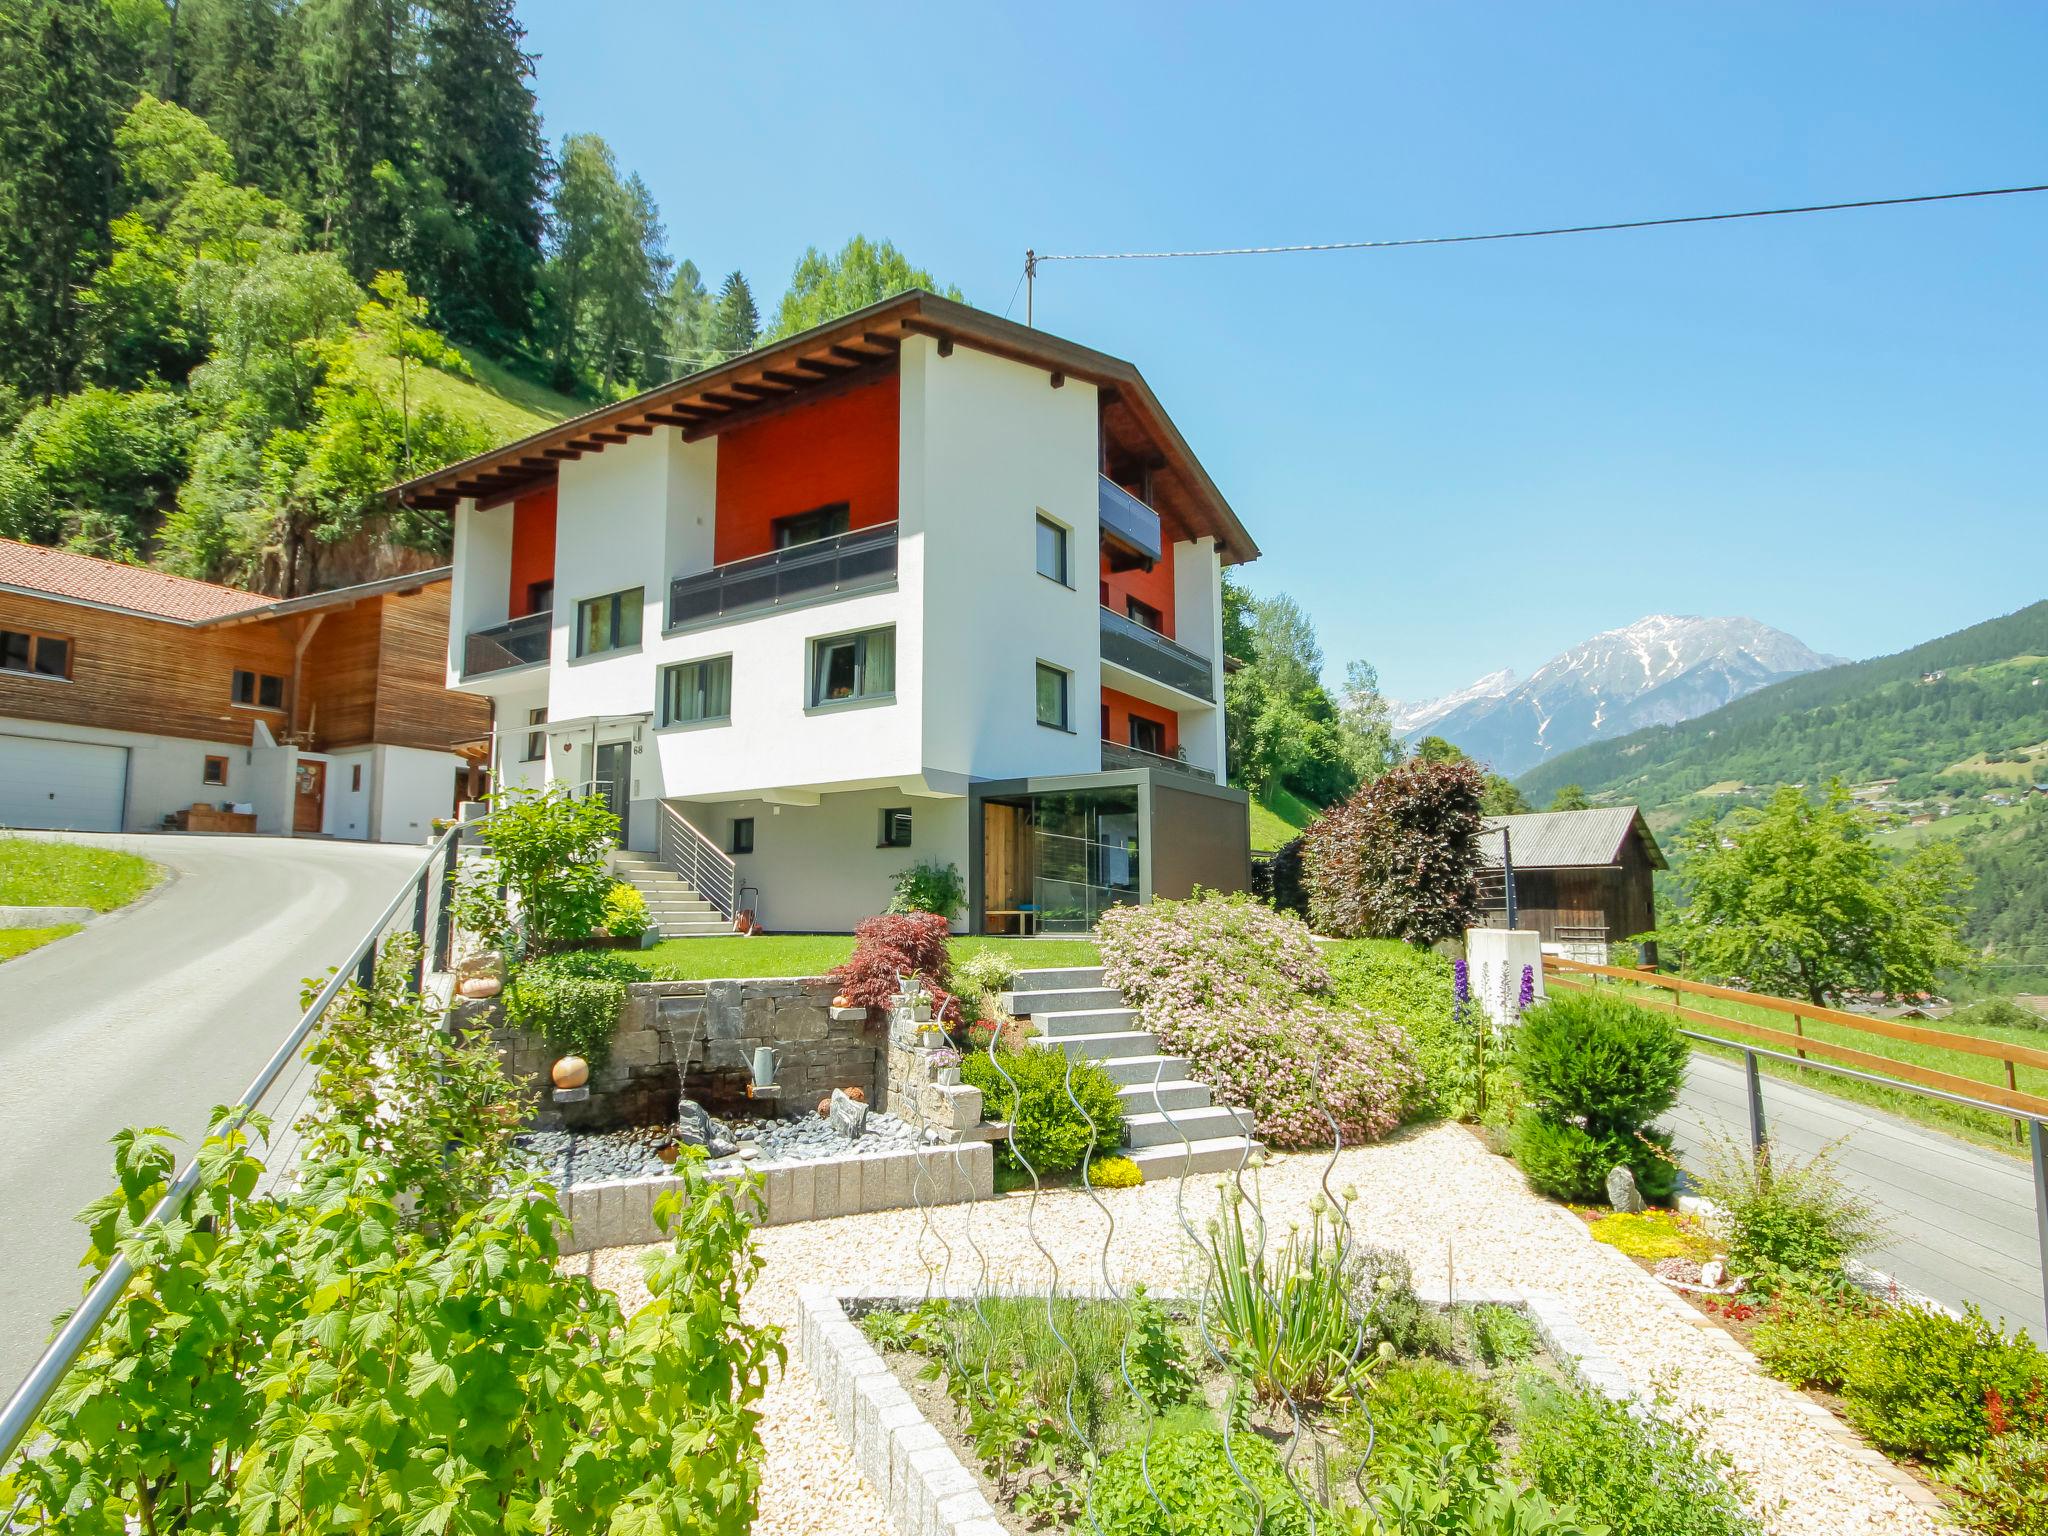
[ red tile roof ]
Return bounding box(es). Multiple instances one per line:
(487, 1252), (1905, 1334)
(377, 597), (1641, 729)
(0, 538), (273, 623)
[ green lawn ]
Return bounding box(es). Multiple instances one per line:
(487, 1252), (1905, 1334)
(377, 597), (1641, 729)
(1249, 785), (1319, 852)
(641, 933), (1100, 981)
(0, 838), (162, 911)
(1567, 971), (2048, 1156)
(0, 924), (82, 963)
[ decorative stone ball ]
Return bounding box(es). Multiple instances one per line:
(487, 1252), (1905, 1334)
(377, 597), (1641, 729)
(844, 1085), (867, 1104)
(832, 994), (853, 1009)
(551, 1056), (590, 1089)
(817, 1096), (833, 1119)
(457, 975), (502, 999)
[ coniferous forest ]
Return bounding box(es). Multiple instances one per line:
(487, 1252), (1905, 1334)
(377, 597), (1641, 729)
(0, 0), (957, 595)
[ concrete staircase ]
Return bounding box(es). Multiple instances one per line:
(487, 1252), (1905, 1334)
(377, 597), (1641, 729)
(610, 851), (732, 938)
(1000, 965), (1260, 1178)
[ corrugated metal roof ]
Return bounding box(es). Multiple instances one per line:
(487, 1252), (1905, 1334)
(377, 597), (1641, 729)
(1477, 807), (1664, 870)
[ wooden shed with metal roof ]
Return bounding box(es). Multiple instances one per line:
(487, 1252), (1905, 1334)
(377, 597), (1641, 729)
(1475, 806), (1665, 962)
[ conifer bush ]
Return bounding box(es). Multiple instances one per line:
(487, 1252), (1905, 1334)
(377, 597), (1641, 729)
(1508, 988), (1687, 1203)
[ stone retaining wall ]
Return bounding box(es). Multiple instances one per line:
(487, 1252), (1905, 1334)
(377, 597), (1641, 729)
(557, 1142), (993, 1254)
(473, 975), (885, 1131)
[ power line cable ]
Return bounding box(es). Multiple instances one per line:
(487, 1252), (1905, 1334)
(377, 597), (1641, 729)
(1032, 181), (2048, 265)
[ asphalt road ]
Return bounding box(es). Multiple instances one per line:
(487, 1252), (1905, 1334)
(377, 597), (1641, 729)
(0, 833), (420, 1393)
(1668, 1053), (2048, 1342)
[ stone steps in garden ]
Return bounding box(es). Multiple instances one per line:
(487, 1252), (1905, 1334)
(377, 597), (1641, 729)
(1008, 966), (1262, 1173)
(608, 853), (732, 938)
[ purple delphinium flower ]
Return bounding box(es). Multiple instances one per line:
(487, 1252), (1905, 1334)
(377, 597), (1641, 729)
(1518, 964), (1535, 1011)
(1453, 958), (1470, 1006)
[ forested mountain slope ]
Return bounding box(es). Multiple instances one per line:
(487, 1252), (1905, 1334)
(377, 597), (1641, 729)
(1518, 601), (2048, 807)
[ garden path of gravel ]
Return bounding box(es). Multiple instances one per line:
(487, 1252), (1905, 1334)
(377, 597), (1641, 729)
(578, 1120), (1943, 1536)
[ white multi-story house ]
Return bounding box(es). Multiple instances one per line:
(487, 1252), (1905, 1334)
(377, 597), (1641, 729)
(391, 293), (1259, 933)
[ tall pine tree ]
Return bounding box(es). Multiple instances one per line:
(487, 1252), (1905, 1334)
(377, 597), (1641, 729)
(298, 0), (411, 280)
(0, 0), (128, 401)
(706, 270), (759, 358)
(170, 0), (316, 212)
(543, 133), (669, 395)
(412, 0), (545, 350)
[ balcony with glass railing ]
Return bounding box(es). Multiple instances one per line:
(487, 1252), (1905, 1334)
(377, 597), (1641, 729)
(1098, 475), (1162, 567)
(1098, 606), (1214, 702)
(668, 522), (899, 630)
(1100, 738), (1216, 782)
(462, 610), (551, 679)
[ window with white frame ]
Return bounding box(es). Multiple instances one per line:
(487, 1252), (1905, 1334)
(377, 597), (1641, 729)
(522, 706), (547, 761)
(660, 655), (732, 726)
(1036, 661), (1070, 731)
(808, 625), (895, 707)
(1035, 514), (1070, 586)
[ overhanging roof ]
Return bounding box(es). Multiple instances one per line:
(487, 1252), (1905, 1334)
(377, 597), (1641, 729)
(193, 566), (452, 628)
(1478, 807), (1666, 871)
(383, 292), (1259, 565)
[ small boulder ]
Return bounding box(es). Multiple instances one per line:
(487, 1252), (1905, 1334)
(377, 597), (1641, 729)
(1700, 1258), (1726, 1290)
(1606, 1164), (1646, 1214)
(827, 1088), (869, 1139)
(675, 1099), (716, 1148)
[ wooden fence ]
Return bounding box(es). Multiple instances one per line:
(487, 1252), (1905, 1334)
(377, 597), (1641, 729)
(1542, 955), (2048, 1127)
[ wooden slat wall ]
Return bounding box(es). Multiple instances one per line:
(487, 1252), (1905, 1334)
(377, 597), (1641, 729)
(372, 585), (490, 751)
(298, 599), (383, 749)
(0, 592), (296, 745)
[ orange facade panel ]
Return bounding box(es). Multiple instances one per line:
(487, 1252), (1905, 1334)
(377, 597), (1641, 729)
(1100, 528), (1177, 638)
(713, 375), (900, 564)
(1100, 685), (1178, 755)
(508, 486), (558, 617)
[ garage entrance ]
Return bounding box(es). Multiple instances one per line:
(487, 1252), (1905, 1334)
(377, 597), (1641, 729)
(0, 735), (128, 831)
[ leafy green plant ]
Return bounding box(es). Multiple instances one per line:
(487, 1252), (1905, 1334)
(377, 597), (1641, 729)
(1750, 1286), (1883, 1391)
(1091, 1425), (1316, 1536)
(1684, 1133), (1882, 1291)
(1947, 1434), (2048, 1535)
(602, 880), (651, 939)
(1950, 998), (2046, 1034)
(1837, 1303), (2048, 1462)
(1469, 1304), (1540, 1369)
(889, 858), (965, 918)
(1335, 1427), (1602, 1535)
(952, 945), (1019, 1023)
(1514, 1376), (1763, 1536)
(299, 933), (527, 1233)
(1324, 938), (1467, 1119)
(1208, 1185), (1372, 1408)
(961, 1046), (1124, 1174)
(1348, 1358), (1508, 1469)
(474, 784), (621, 954)
(1354, 1244), (1456, 1361)
(502, 948), (648, 1070)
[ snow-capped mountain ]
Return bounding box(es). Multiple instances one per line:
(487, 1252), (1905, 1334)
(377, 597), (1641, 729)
(1395, 616), (1845, 778)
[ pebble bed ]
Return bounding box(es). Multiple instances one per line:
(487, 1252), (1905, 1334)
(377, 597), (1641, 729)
(580, 1120), (1946, 1536)
(518, 1111), (926, 1187)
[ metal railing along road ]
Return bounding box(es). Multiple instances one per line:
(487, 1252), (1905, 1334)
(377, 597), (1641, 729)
(462, 610), (551, 678)
(1098, 606), (1214, 701)
(667, 523), (898, 630)
(0, 823), (468, 1485)
(1545, 958), (2048, 1339)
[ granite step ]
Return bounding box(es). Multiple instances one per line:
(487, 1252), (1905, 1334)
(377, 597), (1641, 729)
(1000, 985), (1123, 1016)
(1029, 1029), (1159, 1062)
(1122, 1104), (1258, 1148)
(1009, 965), (1106, 993)
(1094, 1053), (1193, 1086)
(1114, 1078), (1213, 1112)
(1127, 1136), (1259, 1179)
(1033, 1006), (1143, 1039)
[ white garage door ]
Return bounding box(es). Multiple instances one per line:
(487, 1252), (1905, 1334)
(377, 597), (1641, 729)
(0, 735), (128, 832)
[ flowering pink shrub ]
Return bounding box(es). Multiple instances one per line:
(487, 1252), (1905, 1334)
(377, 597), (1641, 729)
(1097, 893), (1417, 1148)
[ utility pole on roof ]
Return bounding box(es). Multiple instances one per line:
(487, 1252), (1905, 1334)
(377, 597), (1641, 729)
(1025, 250), (1036, 326)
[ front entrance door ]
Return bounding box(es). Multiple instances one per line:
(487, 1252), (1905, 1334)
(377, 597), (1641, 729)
(593, 741), (631, 843)
(294, 760), (326, 834)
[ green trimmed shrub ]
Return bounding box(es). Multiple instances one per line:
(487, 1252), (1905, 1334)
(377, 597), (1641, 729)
(1508, 1113), (1675, 1204)
(1090, 1155), (1142, 1189)
(1838, 1304), (2048, 1462)
(601, 882), (650, 939)
(1091, 1426), (1315, 1536)
(1513, 990), (1689, 1130)
(961, 1047), (1124, 1174)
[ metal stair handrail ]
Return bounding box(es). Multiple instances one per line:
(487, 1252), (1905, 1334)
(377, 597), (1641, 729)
(657, 802), (740, 923)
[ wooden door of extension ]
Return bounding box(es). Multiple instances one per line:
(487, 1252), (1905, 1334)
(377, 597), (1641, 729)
(294, 760), (326, 834)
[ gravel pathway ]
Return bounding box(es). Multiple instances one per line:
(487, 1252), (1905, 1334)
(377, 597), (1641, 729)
(582, 1120), (1942, 1536)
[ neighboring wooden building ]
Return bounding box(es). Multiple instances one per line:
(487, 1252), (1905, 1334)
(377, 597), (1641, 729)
(0, 540), (489, 840)
(1476, 806), (1665, 963)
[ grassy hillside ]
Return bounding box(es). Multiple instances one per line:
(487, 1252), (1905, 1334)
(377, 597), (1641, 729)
(1250, 784), (1319, 851)
(351, 339), (585, 447)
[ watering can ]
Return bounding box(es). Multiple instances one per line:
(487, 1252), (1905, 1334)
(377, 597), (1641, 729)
(751, 1047), (782, 1090)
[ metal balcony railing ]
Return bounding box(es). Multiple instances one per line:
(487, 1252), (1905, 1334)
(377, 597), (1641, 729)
(1097, 475), (1162, 564)
(1098, 606), (1215, 701)
(1100, 738), (1216, 782)
(461, 611), (551, 678)
(668, 522), (898, 630)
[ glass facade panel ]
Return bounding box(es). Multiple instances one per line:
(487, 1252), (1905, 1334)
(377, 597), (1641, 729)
(995, 787), (1143, 934)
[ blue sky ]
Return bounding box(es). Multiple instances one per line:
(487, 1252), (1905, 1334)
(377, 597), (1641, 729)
(519, 2), (2047, 702)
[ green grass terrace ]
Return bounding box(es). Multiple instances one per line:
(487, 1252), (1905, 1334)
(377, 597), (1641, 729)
(639, 932), (1100, 981)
